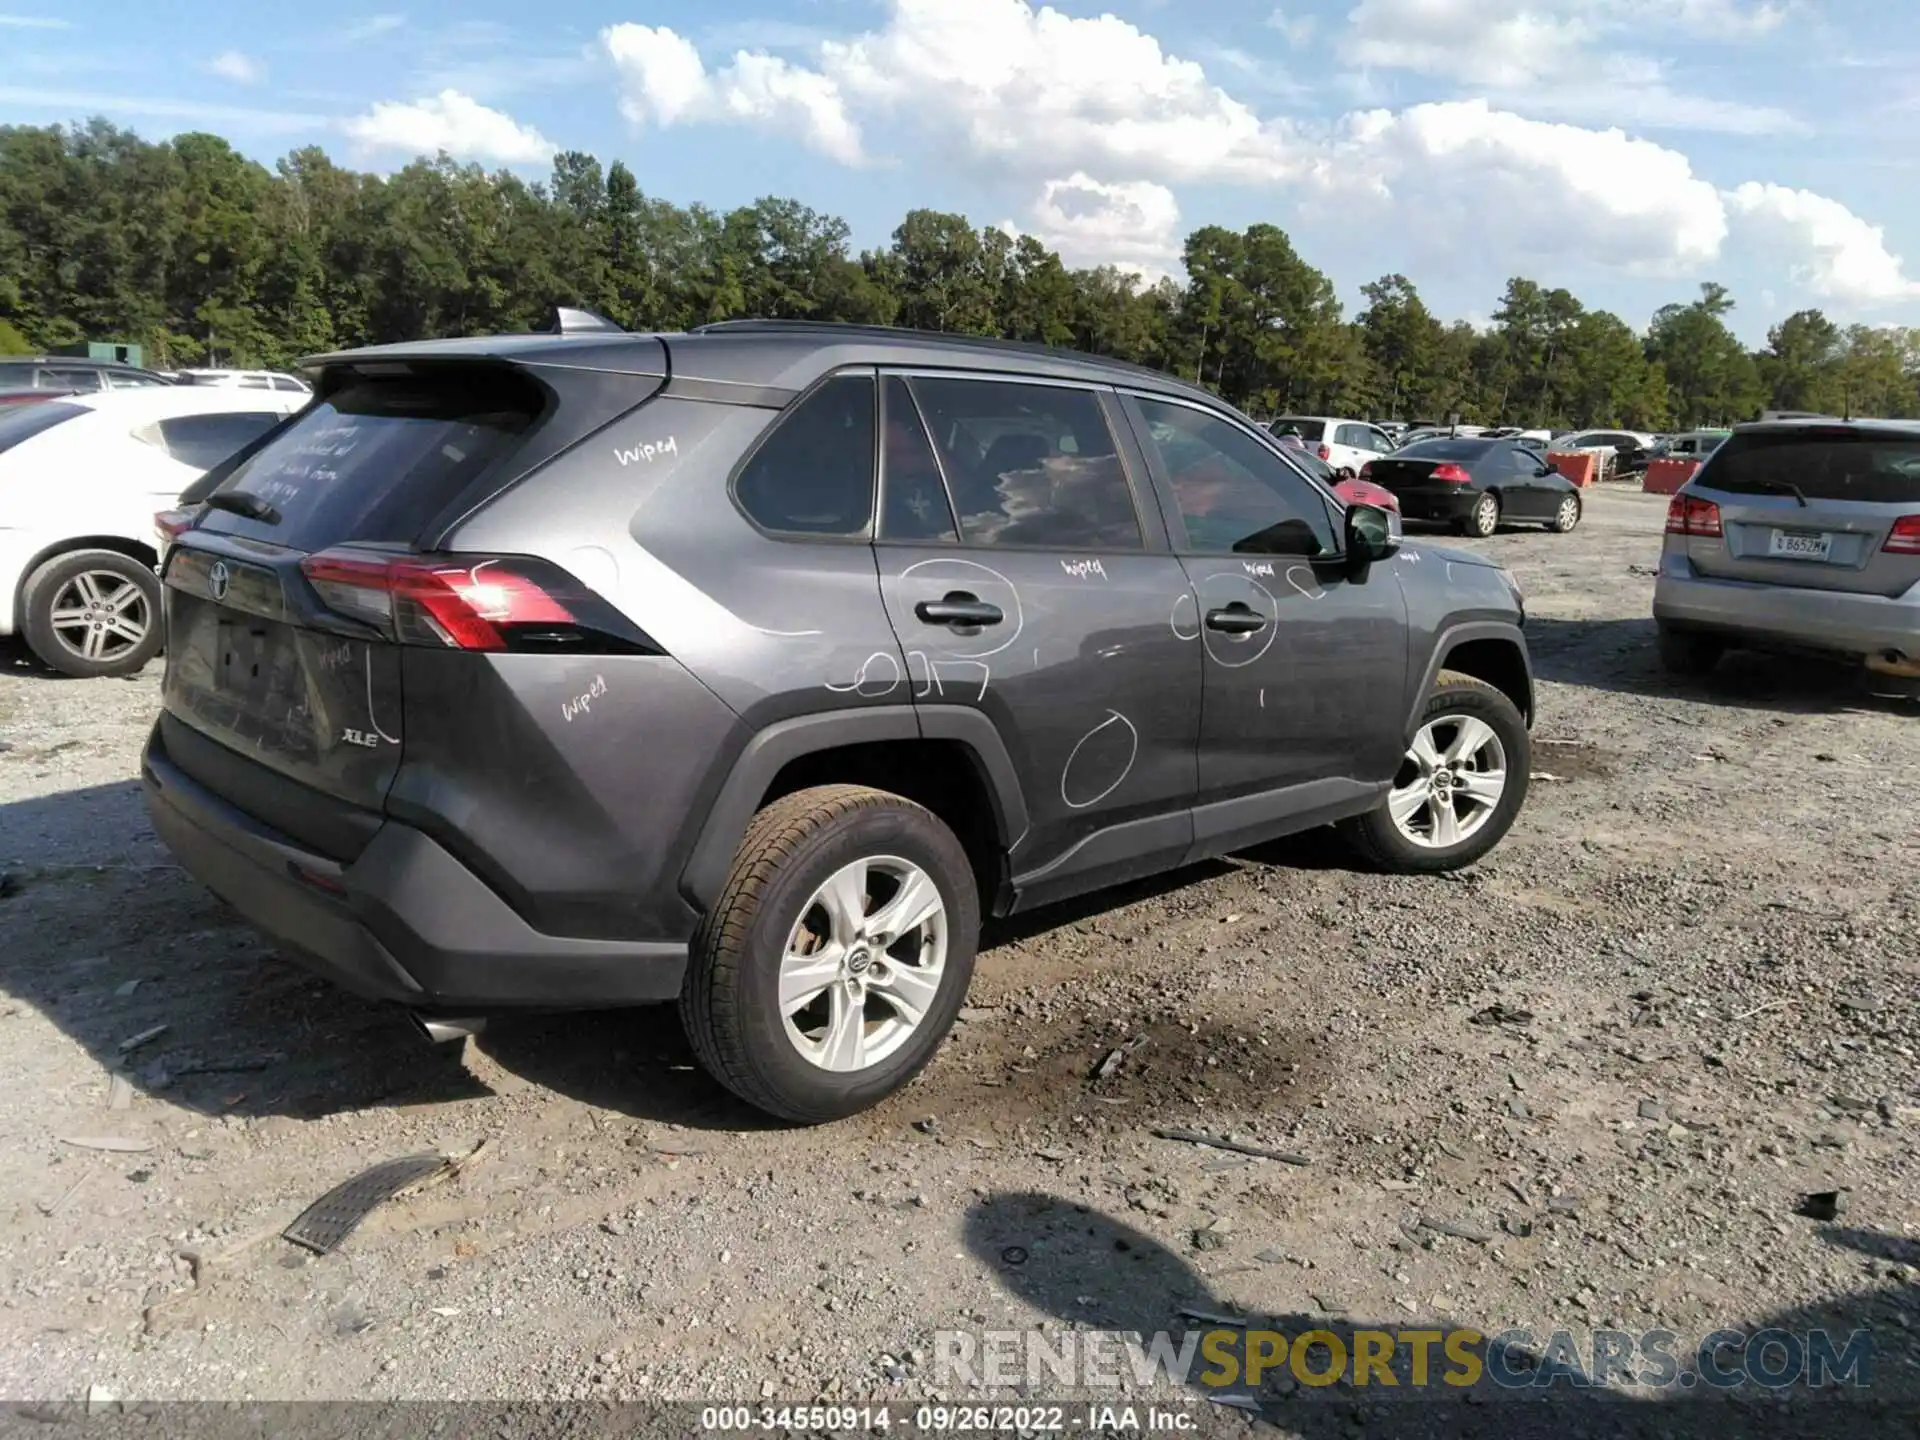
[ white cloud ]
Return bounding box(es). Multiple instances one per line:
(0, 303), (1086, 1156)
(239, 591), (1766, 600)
(1316, 100), (1728, 274)
(814, 0), (1288, 183)
(1265, 8), (1317, 46)
(342, 89), (557, 165)
(0, 14), (71, 26)
(0, 86), (324, 133)
(207, 50), (264, 85)
(603, 22), (864, 165)
(1726, 182), (1920, 304)
(1339, 0), (1801, 133)
(339, 13), (404, 42)
(1016, 174), (1182, 279)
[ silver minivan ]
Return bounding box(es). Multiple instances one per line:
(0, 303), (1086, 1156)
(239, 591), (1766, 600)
(1653, 419), (1920, 687)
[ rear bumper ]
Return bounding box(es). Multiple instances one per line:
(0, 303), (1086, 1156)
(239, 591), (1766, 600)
(1653, 554), (1920, 661)
(1390, 490), (1478, 523)
(143, 724), (688, 1011)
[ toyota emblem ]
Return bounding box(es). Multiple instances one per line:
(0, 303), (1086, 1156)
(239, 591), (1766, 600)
(207, 560), (230, 601)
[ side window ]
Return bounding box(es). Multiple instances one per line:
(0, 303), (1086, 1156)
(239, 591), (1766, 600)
(240, 376), (273, 390)
(879, 377), (959, 543)
(1334, 423), (1363, 448)
(153, 412), (282, 470)
(733, 373), (876, 537)
(1508, 446), (1544, 475)
(1136, 397), (1337, 557)
(45, 368), (103, 391)
(0, 363), (31, 387)
(272, 376), (307, 393)
(1365, 428), (1393, 453)
(908, 376), (1141, 550)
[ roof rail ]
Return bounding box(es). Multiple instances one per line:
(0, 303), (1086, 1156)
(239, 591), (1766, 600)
(533, 306), (626, 336)
(687, 318), (1173, 382)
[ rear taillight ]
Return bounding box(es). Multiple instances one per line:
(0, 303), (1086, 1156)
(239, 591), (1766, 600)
(1665, 495), (1722, 536)
(1884, 516), (1920, 554)
(1316, 443), (1331, 461)
(298, 549), (658, 654)
(1358, 462), (1374, 480)
(154, 508), (195, 542)
(1430, 463), (1472, 484)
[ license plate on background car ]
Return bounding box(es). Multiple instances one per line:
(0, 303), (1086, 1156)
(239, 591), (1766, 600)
(1768, 529), (1833, 561)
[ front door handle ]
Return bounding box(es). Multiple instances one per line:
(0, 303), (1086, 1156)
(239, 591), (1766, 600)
(1205, 603), (1267, 635)
(915, 591), (1004, 627)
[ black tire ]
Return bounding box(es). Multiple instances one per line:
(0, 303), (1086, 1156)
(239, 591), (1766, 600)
(679, 784), (979, 1124)
(1457, 491), (1501, 538)
(1656, 624), (1723, 676)
(1339, 670), (1530, 874)
(1548, 493), (1582, 533)
(20, 549), (164, 679)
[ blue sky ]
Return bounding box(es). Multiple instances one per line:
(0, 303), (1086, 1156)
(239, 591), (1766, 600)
(5, 0), (1919, 343)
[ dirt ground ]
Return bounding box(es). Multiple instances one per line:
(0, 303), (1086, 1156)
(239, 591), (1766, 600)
(0, 487), (1915, 1431)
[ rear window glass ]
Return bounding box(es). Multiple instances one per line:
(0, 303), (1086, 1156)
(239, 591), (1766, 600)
(1704, 430), (1920, 505)
(0, 400), (85, 453)
(1397, 439), (1492, 461)
(146, 411), (282, 471)
(1270, 418), (1326, 441)
(198, 370), (541, 549)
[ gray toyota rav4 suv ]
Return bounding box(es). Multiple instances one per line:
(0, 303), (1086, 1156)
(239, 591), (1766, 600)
(143, 317), (1535, 1122)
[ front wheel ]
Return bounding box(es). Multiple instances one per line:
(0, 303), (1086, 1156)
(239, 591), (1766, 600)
(1339, 671), (1531, 873)
(680, 784), (979, 1124)
(1548, 494), (1581, 532)
(20, 549), (164, 678)
(1457, 492), (1501, 538)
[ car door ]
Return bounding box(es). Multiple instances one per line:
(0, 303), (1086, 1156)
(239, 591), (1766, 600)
(1502, 445), (1555, 519)
(1330, 423), (1370, 474)
(1121, 391), (1409, 859)
(871, 371), (1202, 909)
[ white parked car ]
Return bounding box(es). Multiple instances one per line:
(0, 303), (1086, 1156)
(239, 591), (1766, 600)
(1268, 415), (1398, 475)
(0, 388), (298, 677)
(173, 367), (312, 395)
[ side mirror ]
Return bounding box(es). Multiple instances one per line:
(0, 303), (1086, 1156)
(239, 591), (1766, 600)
(1344, 502), (1400, 579)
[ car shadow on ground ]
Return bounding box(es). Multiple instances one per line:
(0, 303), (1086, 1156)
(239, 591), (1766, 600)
(0, 779), (1388, 1134)
(960, 1192), (1917, 1439)
(1522, 616), (1917, 716)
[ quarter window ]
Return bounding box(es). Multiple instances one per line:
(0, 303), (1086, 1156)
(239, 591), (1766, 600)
(734, 373), (877, 537)
(1137, 398), (1337, 557)
(907, 376), (1141, 550)
(148, 412), (283, 470)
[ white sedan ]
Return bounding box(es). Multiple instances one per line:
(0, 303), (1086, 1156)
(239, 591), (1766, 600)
(0, 387), (301, 677)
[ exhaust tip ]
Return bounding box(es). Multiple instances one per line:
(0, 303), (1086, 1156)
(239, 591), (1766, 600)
(413, 1016), (487, 1045)
(1865, 649), (1920, 679)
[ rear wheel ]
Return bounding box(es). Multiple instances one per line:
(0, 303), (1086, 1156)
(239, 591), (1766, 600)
(1340, 671), (1530, 873)
(1457, 492), (1500, 538)
(1656, 624), (1723, 676)
(20, 549), (163, 679)
(680, 784), (978, 1123)
(1548, 494), (1581, 533)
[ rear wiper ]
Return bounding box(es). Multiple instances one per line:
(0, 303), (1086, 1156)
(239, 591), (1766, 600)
(202, 491), (282, 524)
(1750, 480), (1808, 507)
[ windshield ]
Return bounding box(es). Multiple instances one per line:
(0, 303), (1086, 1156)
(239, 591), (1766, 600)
(1397, 439), (1491, 461)
(1269, 418), (1326, 441)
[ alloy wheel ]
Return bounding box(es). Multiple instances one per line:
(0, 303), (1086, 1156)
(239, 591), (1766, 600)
(779, 856), (948, 1073)
(1387, 714), (1509, 849)
(48, 570), (150, 664)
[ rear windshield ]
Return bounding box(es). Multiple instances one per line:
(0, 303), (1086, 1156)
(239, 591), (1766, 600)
(1397, 439), (1491, 461)
(197, 369), (542, 549)
(0, 400), (85, 454)
(1270, 418), (1326, 441)
(1703, 429), (1920, 505)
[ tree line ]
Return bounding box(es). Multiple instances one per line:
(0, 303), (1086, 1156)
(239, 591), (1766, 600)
(4, 120), (1918, 429)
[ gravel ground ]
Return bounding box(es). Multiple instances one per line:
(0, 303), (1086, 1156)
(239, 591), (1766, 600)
(0, 488), (1915, 1433)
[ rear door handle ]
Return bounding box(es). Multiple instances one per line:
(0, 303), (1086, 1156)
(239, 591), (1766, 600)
(1205, 603), (1267, 635)
(915, 591), (1004, 627)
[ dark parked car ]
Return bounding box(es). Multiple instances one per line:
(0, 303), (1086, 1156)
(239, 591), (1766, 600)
(145, 317), (1535, 1123)
(1362, 437), (1584, 537)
